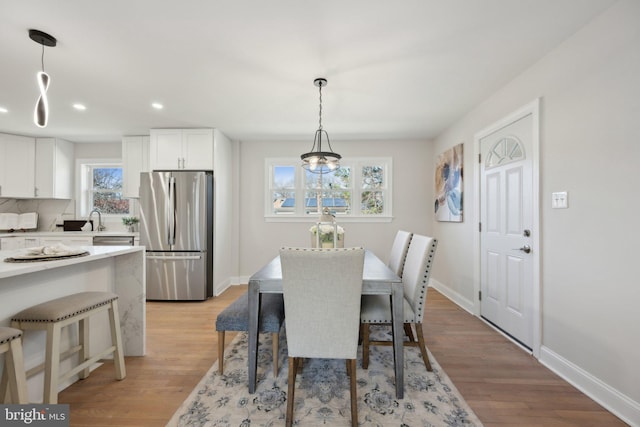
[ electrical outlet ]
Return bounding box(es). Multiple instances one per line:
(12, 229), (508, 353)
(552, 191), (568, 209)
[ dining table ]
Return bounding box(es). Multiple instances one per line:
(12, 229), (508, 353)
(247, 249), (406, 399)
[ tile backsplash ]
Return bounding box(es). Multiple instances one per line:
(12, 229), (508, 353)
(0, 198), (75, 231)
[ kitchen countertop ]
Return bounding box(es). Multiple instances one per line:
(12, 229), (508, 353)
(0, 231), (139, 238)
(0, 245), (144, 280)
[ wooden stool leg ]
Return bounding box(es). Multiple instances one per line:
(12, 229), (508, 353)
(79, 317), (91, 379)
(272, 332), (279, 377)
(0, 362), (9, 403)
(6, 337), (28, 404)
(108, 300), (126, 380)
(218, 331), (225, 374)
(44, 322), (61, 404)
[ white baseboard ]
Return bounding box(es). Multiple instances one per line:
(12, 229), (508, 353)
(538, 347), (640, 426)
(428, 278), (475, 314)
(214, 279), (232, 297)
(214, 276), (251, 295)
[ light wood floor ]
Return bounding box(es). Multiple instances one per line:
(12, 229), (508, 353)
(58, 286), (626, 426)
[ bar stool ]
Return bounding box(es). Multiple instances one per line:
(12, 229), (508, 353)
(0, 327), (28, 403)
(11, 291), (126, 404)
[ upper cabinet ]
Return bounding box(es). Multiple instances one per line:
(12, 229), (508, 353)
(0, 133), (36, 198)
(35, 138), (74, 199)
(150, 129), (214, 171)
(122, 136), (150, 198)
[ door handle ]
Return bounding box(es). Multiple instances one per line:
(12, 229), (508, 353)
(147, 255), (202, 261)
(168, 176), (176, 246)
(515, 245), (531, 254)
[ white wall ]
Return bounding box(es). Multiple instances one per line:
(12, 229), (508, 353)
(73, 142), (121, 159)
(213, 129), (238, 295)
(431, 1), (640, 424)
(238, 139), (433, 280)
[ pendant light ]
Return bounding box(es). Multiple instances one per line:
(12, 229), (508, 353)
(29, 29), (57, 128)
(301, 78), (341, 174)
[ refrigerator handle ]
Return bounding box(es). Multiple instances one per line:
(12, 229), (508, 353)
(168, 176), (176, 245)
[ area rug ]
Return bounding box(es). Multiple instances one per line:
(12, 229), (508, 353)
(168, 327), (483, 426)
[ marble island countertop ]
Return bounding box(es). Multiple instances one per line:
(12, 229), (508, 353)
(0, 230), (139, 238)
(0, 245), (144, 280)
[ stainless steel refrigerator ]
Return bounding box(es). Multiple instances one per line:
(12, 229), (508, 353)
(139, 171), (213, 300)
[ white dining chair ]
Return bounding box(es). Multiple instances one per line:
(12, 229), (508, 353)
(360, 234), (438, 372)
(280, 247), (365, 427)
(387, 230), (412, 278)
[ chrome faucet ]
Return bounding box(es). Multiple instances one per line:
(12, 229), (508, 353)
(89, 208), (106, 231)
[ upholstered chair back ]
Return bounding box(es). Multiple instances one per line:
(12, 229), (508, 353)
(402, 235), (438, 323)
(280, 247), (365, 360)
(387, 230), (413, 277)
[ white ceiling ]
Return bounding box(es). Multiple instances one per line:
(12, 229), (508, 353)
(0, 0), (614, 143)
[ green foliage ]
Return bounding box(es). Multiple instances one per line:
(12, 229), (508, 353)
(121, 217), (139, 226)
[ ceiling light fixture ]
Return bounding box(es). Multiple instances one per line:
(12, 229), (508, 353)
(29, 29), (56, 128)
(73, 103), (87, 111)
(151, 102), (163, 110)
(301, 78), (341, 174)
(0, 107), (8, 114)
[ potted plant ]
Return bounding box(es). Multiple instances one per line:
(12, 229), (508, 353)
(122, 216), (139, 232)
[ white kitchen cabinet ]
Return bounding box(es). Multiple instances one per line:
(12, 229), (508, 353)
(0, 133), (36, 198)
(150, 129), (213, 170)
(39, 236), (93, 247)
(0, 236), (40, 249)
(122, 135), (150, 198)
(35, 138), (74, 199)
(0, 236), (25, 250)
(24, 236), (40, 247)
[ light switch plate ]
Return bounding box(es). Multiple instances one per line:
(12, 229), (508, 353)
(552, 191), (568, 209)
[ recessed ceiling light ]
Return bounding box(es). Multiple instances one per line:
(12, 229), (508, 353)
(0, 107), (8, 113)
(151, 102), (163, 110)
(73, 103), (87, 111)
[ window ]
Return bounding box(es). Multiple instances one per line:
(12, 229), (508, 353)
(78, 161), (130, 217)
(266, 157), (392, 221)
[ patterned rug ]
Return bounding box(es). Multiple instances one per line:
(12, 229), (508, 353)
(168, 327), (483, 426)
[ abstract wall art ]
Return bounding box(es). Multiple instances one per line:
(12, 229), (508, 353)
(435, 143), (463, 222)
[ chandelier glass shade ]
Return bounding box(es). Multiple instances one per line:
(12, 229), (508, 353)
(301, 78), (341, 174)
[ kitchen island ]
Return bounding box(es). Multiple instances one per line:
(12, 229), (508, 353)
(0, 245), (145, 402)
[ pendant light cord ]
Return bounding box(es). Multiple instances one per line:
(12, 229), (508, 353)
(41, 44), (45, 72)
(318, 83), (323, 131)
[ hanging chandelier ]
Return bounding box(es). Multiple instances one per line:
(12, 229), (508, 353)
(301, 78), (341, 174)
(29, 29), (56, 128)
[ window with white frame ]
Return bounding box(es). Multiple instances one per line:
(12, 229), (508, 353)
(265, 157), (392, 220)
(78, 161), (131, 217)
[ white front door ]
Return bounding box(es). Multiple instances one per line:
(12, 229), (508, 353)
(479, 109), (535, 349)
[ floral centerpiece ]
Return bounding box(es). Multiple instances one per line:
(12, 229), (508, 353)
(122, 216), (139, 232)
(309, 223), (345, 248)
